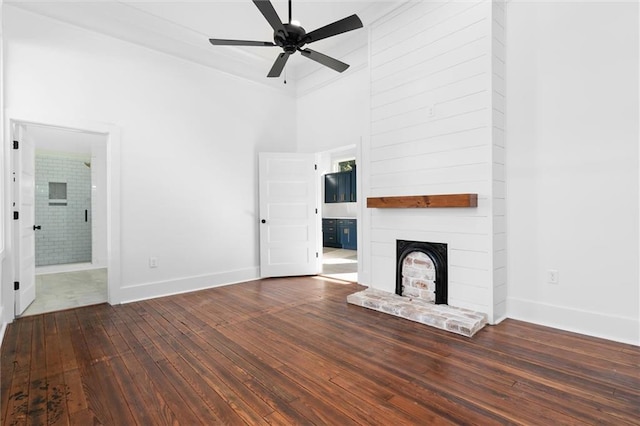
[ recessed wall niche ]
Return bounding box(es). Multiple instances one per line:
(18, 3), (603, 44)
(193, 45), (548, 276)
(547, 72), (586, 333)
(48, 182), (67, 205)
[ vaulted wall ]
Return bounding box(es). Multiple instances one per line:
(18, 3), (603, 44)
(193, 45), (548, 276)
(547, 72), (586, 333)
(3, 6), (297, 309)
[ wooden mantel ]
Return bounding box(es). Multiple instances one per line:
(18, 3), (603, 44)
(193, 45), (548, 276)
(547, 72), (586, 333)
(367, 193), (478, 208)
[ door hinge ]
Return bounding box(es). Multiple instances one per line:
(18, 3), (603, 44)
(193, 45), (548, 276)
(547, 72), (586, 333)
(13, 211), (19, 220)
(316, 252), (319, 258)
(13, 140), (19, 150)
(14, 281), (19, 291)
(315, 208), (318, 214)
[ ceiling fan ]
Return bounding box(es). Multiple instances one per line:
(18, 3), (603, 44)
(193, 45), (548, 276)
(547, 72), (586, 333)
(209, 0), (363, 78)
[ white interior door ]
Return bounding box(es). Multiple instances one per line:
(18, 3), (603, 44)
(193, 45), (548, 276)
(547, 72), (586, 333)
(259, 152), (319, 278)
(13, 124), (37, 315)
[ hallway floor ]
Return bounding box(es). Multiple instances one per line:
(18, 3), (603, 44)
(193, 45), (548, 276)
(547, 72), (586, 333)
(321, 248), (357, 282)
(22, 268), (108, 317)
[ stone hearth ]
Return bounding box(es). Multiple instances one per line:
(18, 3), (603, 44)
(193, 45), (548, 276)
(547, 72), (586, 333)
(347, 288), (487, 337)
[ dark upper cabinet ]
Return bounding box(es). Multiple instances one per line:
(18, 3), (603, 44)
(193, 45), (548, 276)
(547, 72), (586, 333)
(350, 165), (357, 202)
(324, 168), (356, 203)
(338, 172), (350, 202)
(324, 173), (339, 203)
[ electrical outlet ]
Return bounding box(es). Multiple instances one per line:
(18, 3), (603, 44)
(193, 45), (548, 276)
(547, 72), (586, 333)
(547, 269), (559, 284)
(149, 257), (158, 268)
(427, 103), (435, 117)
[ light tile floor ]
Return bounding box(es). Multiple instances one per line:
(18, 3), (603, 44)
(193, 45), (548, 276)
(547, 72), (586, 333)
(22, 268), (108, 317)
(321, 248), (357, 282)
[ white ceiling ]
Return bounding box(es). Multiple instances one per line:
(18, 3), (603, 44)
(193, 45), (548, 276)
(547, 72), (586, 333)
(7, 0), (400, 85)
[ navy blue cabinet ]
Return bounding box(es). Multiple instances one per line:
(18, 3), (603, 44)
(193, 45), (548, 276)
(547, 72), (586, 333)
(338, 172), (351, 202)
(322, 219), (340, 248)
(337, 219), (357, 250)
(324, 174), (339, 203)
(324, 168), (356, 203)
(323, 218), (357, 249)
(350, 165), (357, 202)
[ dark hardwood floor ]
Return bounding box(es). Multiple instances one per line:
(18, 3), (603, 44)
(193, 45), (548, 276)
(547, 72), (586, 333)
(2, 276), (639, 425)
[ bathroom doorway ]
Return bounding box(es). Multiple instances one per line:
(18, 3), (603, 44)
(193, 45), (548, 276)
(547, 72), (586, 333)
(20, 124), (108, 316)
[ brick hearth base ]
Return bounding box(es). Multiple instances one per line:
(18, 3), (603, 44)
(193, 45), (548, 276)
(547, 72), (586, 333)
(347, 288), (488, 337)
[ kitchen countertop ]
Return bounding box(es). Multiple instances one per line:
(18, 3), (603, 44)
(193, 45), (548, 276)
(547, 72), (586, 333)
(323, 217), (357, 220)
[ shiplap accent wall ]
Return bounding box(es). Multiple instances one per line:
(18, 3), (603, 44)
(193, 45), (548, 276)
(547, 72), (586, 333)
(367, 0), (504, 321)
(491, 1), (507, 321)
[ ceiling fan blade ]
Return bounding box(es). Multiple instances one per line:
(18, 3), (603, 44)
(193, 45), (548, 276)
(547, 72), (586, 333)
(209, 39), (276, 47)
(267, 52), (291, 78)
(253, 0), (288, 36)
(300, 49), (349, 73)
(303, 14), (363, 44)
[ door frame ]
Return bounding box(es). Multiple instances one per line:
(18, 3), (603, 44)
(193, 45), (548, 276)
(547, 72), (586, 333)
(3, 110), (122, 323)
(29, 127), (107, 273)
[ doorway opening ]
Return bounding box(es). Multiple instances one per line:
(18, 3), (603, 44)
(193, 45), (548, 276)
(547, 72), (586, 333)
(322, 246), (358, 282)
(318, 146), (358, 283)
(35, 152), (92, 268)
(14, 123), (109, 316)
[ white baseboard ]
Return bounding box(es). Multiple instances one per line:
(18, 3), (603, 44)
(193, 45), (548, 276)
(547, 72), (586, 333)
(119, 267), (260, 305)
(491, 314), (508, 325)
(507, 297), (640, 346)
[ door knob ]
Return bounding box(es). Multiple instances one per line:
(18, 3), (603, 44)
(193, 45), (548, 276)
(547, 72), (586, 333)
(33, 225), (41, 230)
(261, 219), (266, 224)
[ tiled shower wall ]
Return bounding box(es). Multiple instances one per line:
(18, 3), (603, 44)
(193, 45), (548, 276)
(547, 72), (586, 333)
(35, 154), (92, 266)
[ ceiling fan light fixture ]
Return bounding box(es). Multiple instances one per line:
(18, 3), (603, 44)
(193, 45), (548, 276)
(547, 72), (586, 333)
(208, 0), (363, 78)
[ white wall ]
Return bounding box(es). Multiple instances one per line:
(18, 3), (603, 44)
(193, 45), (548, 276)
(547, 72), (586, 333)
(506, 1), (639, 344)
(296, 67), (369, 154)
(4, 6), (296, 304)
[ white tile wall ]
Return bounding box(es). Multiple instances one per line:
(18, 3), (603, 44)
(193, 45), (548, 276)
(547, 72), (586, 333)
(35, 154), (92, 266)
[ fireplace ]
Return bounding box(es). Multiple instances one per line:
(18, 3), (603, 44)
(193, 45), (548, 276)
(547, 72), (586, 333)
(348, 239), (486, 337)
(396, 240), (448, 305)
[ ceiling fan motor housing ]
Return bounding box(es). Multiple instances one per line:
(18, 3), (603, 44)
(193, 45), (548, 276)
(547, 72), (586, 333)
(275, 23), (307, 53)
